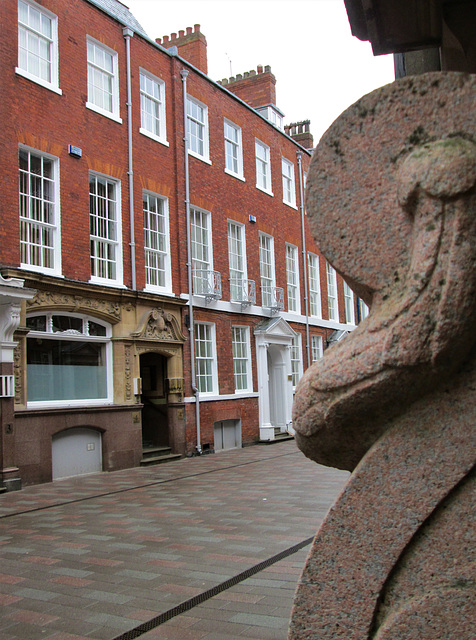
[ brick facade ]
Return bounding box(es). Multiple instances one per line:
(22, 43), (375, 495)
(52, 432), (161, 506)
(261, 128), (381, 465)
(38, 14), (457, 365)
(0, 0), (360, 487)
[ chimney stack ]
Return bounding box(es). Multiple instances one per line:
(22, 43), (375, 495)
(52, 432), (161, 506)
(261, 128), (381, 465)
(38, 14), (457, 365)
(284, 120), (314, 149)
(156, 25), (208, 74)
(217, 65), (276, 110)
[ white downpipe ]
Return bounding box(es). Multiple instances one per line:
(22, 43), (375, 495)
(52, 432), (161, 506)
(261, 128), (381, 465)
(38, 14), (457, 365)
(123, 28), (136, 291)
(180, 68), (201, 454)
(297, 151), (311, 368)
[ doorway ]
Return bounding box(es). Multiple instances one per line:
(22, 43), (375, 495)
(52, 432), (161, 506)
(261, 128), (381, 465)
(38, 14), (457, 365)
(214, 419), (242, 451)
(139, 352), (169, 448)
(267, 347), (287, 430)
(52, 427), (102, 480)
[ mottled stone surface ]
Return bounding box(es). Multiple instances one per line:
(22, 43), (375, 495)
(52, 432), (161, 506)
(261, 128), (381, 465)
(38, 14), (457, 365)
(289, 72), (475, 639)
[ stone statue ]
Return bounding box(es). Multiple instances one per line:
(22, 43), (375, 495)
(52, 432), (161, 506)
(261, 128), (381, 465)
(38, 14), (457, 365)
(289, 72), (475, 639)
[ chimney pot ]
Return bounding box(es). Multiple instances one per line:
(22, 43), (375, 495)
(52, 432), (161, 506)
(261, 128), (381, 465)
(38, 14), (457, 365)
(194, 24), (200, 32)
(171, 32), (177, 40)
(156, 37), (162, 44)
(179, 30), (185, 38)
(257, 65), (263, 74)
(250, 69), (256, 76)
(264, 65), (271, 73)
(163, 35), (169, 43)
(236, 73), (243, 80)
(186, 26), (192, 35)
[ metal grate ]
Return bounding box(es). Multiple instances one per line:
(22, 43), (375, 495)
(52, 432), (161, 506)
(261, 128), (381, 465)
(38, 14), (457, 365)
(111, 536), (314, 640)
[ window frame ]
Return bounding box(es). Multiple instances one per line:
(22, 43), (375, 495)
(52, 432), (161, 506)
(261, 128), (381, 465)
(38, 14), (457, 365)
(359, 298), (370, 321)
(285, 243), (300, 314)
(281, 158), (297, 208)
(228, 221), (247, 302)
(143, 191), (172, 294)
(25, 312), (113, 408)
(311, 335), (323, 363)
(19, 145), (62, 276)
(194, 322), (218, 395)
(16, 0), (62, 94)
(186, 95), (210, 163)
(89, 171), (123, 287)
(190, 206), (214, 294)
(139, 68), (168, 145)
(290, 333), (303, 389)
(326, 262), (339, 321)
(224, 119), (244, 180)
(255, 139), (273, 195)
(86, 36), (121, 123)
(308, 252), (322, 318)
(231, 325), (252, 393)
(343, 282), (355, 325)
(259, 232), (276, 308)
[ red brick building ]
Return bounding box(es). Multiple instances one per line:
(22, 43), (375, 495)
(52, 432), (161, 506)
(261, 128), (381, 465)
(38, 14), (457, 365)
(0, 0), (360, 488)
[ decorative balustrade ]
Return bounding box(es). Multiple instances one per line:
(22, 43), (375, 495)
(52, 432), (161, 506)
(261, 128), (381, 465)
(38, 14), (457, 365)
(193, 270), (222, 303)
(230, 278), (256, 307)
(261, 285), (284, 313)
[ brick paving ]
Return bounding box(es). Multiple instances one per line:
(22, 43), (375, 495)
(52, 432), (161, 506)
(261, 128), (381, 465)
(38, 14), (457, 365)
(0, 440), (348, 640)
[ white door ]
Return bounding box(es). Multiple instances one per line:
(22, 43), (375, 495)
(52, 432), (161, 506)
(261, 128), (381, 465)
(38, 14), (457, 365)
(52, 428), (102, 480)
(267, 347), (286, 429)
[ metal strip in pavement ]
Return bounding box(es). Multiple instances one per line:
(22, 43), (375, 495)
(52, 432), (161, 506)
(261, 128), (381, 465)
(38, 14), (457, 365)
(111, 536), (314, 640)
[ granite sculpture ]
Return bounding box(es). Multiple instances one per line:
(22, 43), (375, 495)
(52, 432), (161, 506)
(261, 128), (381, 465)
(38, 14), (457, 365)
(289, 72), (475, 639)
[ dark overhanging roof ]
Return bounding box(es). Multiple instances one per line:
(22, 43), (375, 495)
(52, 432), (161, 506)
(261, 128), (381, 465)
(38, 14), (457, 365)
(343, 0), (475, 56)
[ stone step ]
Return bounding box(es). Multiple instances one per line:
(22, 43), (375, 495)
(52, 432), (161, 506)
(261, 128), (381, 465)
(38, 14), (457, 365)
(140, 452), (182, 466)
(259, 432), (294, 445)
(142, 446), (173, 458)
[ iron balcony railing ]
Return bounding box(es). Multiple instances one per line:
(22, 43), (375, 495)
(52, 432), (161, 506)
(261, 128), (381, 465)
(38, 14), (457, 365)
(193, 269), (222, 303)
(230, 278), (256, 307)
(261, 285), (284, 313)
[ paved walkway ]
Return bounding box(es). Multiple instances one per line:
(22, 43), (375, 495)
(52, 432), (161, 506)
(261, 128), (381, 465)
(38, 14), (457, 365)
(0, 441), (348, 640)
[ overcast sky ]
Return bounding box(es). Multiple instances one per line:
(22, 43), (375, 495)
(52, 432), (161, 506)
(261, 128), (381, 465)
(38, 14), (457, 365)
(125, 0), (395, 142)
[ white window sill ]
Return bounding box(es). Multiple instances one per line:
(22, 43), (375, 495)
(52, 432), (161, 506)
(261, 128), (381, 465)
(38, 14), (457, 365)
(144, 285), (174, 295)
(188, 150), (212, 165)
(20, 264), (64, 278)
(27, 399), (113, 410)
(224, 168), (245, 182)
(15, 68), (62, 95)
(86, 102), (122, 124)
(89, 277), (126, 288)
(139, 128), (169, 147)
(256, 184), (274, 197)
(283, 200), (298, 210)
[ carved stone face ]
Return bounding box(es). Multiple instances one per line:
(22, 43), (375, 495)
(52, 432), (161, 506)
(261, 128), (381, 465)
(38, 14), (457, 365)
(306, 72), (476, 307)
(294, 72), (476, 471)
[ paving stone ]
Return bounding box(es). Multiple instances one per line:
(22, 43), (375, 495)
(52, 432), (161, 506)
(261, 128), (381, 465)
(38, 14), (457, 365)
(0, 441), (348, 640)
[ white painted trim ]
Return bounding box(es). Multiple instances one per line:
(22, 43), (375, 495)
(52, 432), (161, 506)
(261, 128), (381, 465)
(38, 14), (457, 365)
(178, 293), (356, 331)
(184, 392), (259, 403)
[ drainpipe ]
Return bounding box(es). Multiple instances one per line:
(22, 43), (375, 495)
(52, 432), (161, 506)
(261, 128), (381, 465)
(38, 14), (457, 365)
(123, 28), (136, 290)
(180, 68), (201, 454)
(297, 151), (311, 367)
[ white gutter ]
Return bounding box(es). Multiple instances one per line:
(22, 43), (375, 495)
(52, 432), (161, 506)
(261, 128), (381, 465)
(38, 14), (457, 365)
(123, 27), (136, 290)
(297, 151), (311, 367)
(180, 68), (201, 454)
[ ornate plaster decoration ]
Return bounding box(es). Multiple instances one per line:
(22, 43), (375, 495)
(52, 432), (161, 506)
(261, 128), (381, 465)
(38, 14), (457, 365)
(26, 291), (121, 322)
(131, 308), (186, 343)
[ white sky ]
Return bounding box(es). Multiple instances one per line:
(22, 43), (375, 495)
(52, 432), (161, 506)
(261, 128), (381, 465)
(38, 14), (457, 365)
(124, 0), (395, 142)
